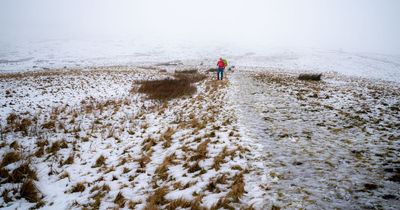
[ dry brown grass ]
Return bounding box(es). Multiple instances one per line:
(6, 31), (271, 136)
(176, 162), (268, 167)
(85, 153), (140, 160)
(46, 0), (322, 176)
(166, 198), (192, 210)
(144, 186), (169, 210)
(138, 79), (197, 100)
(190, 139), (210, 161)
(137, 153), (151, 169)
(20, 179), (42, 203)
(227, 172), (245, 202)
(298, 73), (322, 81)
(213, 147), (229, 171)
(1, 151), (22, 167)
(188, 161), (202, 173)
(70, 182), (86, 193)
(47, 140), (68, 154)
(42, 120), (56, 130)
(6, 113), (18, 124)
(210, 197), (234, 210)
(8, 162), (38, 183)
(2, 189), (12, 203)
(161, 127), (175, 148)
(174, 71), (207, 83)
(16, 118), (32, 135)
(94, 155), (106, 168)
(114, 191), (126, 207)
(155, 154), (177, 181)
(142, 138), (157, 152)
(63, 154), (74, 165)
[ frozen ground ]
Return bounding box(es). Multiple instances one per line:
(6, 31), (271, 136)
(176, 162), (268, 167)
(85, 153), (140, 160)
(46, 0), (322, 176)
(0, 42), (399, 209)
(1, 39), (399, 82)
(0, 67), (276, 209)
(228, 69), (400, 209)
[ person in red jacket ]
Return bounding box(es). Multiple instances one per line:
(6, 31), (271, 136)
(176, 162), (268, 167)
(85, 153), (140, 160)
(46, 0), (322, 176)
(217, 58), (227, 80)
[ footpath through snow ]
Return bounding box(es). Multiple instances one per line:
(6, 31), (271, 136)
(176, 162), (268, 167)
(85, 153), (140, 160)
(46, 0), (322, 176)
(228, 69), (400, 209)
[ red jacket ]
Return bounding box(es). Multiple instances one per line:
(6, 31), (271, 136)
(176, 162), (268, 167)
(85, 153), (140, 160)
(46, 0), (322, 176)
(217, 59), (225, 68)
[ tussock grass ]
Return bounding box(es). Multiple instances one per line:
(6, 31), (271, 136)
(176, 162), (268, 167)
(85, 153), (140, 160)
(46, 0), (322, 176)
(142, 137), (157, 152)
(188, 161), (202, 173)
(9, 162), (38, 183)
(155, 154), (177, 181)
(161, 127), (175, 148)
(298, 73), (322, 81)
(210, 198), (234, 210)
(62, 154), (74, 165)
(190, 139), (210, 161)
(94, 155), (106, 168)
(145, 186), (169, 210)
(137, 153), (151, 169)
(2, 189), (12, 203)
(1, 151), (22, 167)
(70, 182), (86, 193)
(213, 147), (228, 171)
(138, 79), (196, 100)
(47, 140), (68, 154)
(20, 179), (42, 203)
(176, 69), (198, 74)
(114, 191), (126, 207)
(227, 172), (245, 202)
(166, 198), (192, 210)
(174, 71), (207, 83)
(42, 121), (56, 130)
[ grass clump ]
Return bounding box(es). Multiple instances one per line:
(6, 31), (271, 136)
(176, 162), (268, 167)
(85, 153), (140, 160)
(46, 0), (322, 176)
(138, 79), (196, 100)
(9, 162), (38, 183)
(20, 179), (42, 203)
(144, 186), (169, 210)
(1, 151), (22, 167)
(155, 154), (176, 181)
(70, 182), (86, 193)
(298, 73), (322, 81)
(93, 155), (106, 168)
(114, 191), (126, 207)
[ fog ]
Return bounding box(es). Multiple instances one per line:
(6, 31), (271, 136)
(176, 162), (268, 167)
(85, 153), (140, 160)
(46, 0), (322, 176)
(1, 0), (400, 55)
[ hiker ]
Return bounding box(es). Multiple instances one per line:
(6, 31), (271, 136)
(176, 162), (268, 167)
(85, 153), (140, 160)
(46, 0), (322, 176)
(217, 58), (228, 80)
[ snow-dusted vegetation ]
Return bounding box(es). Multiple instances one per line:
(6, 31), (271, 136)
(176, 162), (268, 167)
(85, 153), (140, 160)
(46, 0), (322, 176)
(0, 67), (275, 209)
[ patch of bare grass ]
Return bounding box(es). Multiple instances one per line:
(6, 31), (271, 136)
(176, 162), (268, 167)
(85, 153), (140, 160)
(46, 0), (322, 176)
(20, 179), (42, 203)
(298, 73), (322, 81)
(1, 151), (22, 167)
(114, 191), (126, 207)
(138, 79), (196, 100)
(161, 127), (175, 148)
(227, 172), (245, 202)
(70, 182), (86, 193)
(93, 155), (106, 168)
(145, 186), (169, 210)
(155, 154), (177, 181)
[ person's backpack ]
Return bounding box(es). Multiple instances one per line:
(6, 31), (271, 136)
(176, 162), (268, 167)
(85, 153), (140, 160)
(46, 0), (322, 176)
(222, 59), (228, 67)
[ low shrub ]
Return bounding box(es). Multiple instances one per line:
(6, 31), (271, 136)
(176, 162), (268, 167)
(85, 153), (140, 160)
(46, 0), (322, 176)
(298, 73), (322, 81)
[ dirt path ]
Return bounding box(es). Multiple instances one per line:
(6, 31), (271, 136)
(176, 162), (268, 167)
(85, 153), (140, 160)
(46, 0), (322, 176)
(227, 70), (400, 209)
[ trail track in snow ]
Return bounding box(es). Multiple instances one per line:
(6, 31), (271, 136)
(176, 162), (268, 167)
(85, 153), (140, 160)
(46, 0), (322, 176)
(227, 69), (400, 209)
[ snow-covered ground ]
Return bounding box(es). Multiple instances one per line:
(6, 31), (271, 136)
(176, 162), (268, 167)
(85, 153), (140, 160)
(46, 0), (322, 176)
(0, 40), (399, 209)
(228, 69), (400, 209)
(0, 67), (277, 209)
(1, 39), (399, 82)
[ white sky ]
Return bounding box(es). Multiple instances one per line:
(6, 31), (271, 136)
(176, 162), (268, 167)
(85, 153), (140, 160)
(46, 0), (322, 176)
(1, 0), (399, 54)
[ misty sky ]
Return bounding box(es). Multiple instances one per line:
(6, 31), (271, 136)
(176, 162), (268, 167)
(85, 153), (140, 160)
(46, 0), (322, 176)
(1, 0), (399, 54)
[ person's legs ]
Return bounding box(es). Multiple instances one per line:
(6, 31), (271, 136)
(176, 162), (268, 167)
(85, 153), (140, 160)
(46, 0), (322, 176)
(221, 69), (224, 80)
(217, 68), (223, 80)
(217, 69), (220, 80)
